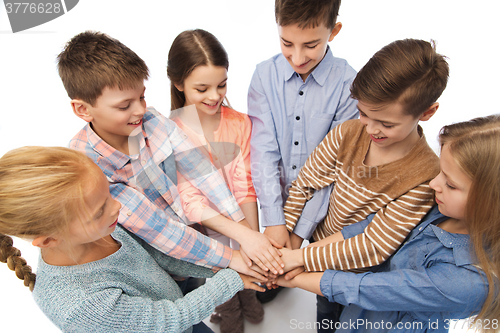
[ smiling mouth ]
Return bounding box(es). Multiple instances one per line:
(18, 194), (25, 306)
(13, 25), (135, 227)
(203, 101), (219, 108)
(296, 60), (311, 68)
(128, 119), (142, 125)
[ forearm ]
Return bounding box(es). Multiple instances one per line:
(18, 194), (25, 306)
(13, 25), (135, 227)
(239, 201), (259, 231)
(290, 272), (324, 296)
(201, 209), (249, 243)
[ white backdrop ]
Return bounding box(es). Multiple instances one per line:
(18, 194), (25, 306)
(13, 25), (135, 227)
(0, 1), (499, 332)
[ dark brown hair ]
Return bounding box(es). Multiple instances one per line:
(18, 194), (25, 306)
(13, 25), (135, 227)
(57, 31), (149, 106)
(351, 39), (449, 118)
(275, 0), (341, 29)
(167, 29), (229, 111)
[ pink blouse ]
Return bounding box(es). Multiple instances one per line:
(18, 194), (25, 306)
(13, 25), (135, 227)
(173, 106), (257, 222)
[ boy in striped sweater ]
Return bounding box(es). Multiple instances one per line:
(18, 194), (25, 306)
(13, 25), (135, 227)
(282, 39), (449, 328)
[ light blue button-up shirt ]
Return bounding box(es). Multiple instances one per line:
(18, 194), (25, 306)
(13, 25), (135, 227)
(321, 206), (487, 333)
(248, 47), (358, 238)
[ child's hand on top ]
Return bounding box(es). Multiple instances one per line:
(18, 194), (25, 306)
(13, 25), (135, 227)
(228, 250), (268, 282)
(239, 230), (284, 275)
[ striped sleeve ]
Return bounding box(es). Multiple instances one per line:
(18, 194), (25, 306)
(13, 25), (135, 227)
(303, 183), (435, 271)
(284, 124), (343, 233)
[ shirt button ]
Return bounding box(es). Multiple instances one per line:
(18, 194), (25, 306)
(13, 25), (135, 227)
(296, 116), (301, 120)
(299, 91), (304, 96)
(141, 160), (146, 165)
(292, 165), (297, 170)
(294, 141), (299, 145)
(127, 211), (132, 216)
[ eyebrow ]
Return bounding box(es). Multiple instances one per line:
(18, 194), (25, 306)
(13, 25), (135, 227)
(280, 37), (321, 45)
(358, 108), (397, 125)
(193, 78), (228, 87)
(441, 170), (458, 187)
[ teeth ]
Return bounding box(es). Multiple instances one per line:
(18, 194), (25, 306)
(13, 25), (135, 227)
(129, 119), (141, 125)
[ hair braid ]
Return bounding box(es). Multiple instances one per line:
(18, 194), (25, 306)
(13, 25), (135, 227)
(0, 234), (36, 291)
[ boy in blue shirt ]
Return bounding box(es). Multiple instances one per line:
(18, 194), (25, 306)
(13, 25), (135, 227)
(248, 0), (358, 304)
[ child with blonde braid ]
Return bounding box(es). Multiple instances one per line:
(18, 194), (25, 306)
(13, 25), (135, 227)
(0, 146), (266, 333)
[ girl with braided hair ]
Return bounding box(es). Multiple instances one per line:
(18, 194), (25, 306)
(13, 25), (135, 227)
(0, 146), (266, 333)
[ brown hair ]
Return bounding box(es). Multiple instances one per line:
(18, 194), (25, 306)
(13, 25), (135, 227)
(275, 0), (341, 29)
(0, 146), (99, 291)
(351, 39), (449, 118)
(57, 31), (149, 106)
(167, 29), (229, 111)
(438, 114), (500, 331)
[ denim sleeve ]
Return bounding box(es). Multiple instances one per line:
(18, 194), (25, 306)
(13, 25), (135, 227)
(320, 264), (486, 315)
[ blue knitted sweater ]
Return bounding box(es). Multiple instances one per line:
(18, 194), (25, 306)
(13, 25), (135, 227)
(33, 226), (244, 332)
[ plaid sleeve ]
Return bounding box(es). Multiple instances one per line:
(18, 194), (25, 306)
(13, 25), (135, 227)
(110, 182), (232, 268)
(168, 124), (245, 222)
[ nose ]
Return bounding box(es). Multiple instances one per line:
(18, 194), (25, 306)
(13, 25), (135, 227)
(112, 198), (122, 216)
(291, 47), (306, 67)
(133, 101), (146, 116)
(208, 88), (221, 101)
(364, 119), (380, 135)
(429, 173), (441, 192)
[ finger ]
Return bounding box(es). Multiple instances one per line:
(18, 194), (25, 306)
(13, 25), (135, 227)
(285, 266), (305, 280)
(264, 249), (285, 275)
(240, 249), (252, 267)
(252, 256), (271, 274)
(268, 237), (283, 250)
(246, 282), (266, 292)
(244, 268), (268, 282)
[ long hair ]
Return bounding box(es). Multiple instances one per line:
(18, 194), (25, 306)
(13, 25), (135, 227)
(167, 29), (229, 111)
(439, 114), (500, 330)
(0, 146), (98, 291)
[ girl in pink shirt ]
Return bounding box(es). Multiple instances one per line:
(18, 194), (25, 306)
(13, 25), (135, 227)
(167, 29), (274, 332)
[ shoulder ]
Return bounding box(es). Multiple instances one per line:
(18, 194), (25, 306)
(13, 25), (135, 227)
(222, 106), (251, 125)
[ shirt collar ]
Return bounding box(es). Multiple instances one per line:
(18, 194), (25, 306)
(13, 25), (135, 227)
(86, 124), (131, 169)
(283, 45), (333, 86)
(429, 223), (473, 266)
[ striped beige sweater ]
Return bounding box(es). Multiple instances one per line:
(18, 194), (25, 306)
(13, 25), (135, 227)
(284, 119), (439, 271)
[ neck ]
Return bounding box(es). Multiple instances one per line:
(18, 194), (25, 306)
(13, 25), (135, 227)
(438, 218), (469, 235)
(41, 235), (120, 266)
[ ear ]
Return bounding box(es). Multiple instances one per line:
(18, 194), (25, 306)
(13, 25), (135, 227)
(174, 83), (184, 92)
(328, 22), (343, 42)
(71, 99), (93, 123)
(419, 102), (439, 121)
(32, 236), (61, 249)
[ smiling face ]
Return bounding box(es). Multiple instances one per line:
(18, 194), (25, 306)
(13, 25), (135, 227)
(75, 82), (147, 153)
(177, 65), (227, 117)
(430, 144), (472, 224)
(278, 22), (341, 80)
(358, 100), (426, 153)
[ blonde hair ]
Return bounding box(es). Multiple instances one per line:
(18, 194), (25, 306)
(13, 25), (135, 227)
(439, 114), (500, 331)
(0, 146), (99, 291)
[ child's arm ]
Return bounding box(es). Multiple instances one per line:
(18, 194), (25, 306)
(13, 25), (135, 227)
(316, 266), (486, 314)
(284, 126), (342, 234)
(58, 269), (247, 333)
(302, 183), (435, 271)
(200, 210), (284, 275)
(277, 272), (323, 295)
(247, 71), (291, 248)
